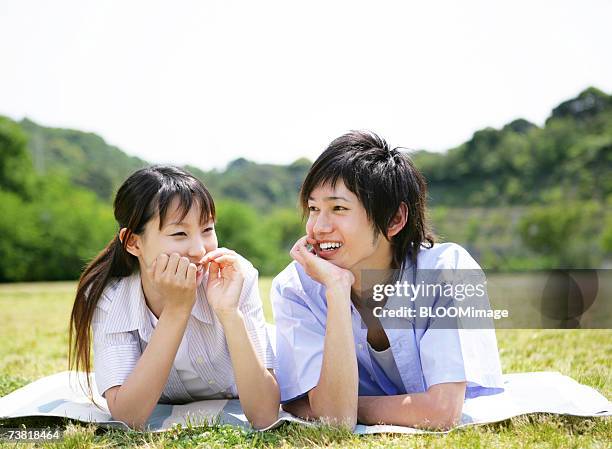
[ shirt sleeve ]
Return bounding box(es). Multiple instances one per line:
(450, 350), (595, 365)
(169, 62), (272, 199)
(418, 243), (504, 398)
(238, 265), (276, 370)
(419, 327), (504, 398)
(92, 305), (141, 398)
(271, 270), (326, 404)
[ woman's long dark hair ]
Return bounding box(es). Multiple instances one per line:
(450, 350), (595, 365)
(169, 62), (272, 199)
(68, 165), (215, 399)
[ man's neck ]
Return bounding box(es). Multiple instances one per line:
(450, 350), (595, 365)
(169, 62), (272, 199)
(350, 260), (395, 309)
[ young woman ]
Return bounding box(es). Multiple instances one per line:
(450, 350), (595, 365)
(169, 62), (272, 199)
(272, 131), (504, 430)
(69, 165), (279, 430)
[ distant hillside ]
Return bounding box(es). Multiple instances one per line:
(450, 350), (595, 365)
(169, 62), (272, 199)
(19, 119), (149, 201)
(17, 119), (311, 209)
(12, 86), (612, 208)
(1, 87), (610, 280)
(185, 158), (311, 211)
(412, 87), (612, 205)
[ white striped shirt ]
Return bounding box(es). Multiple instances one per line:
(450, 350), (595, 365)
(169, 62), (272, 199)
(91, 260), (276, 403)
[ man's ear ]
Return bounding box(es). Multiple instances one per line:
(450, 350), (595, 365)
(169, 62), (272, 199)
(119, 228), (141, 258)
(387, 202), (408, 238)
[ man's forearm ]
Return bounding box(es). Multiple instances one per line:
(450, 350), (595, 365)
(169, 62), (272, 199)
(357, 383), (466, 430)
(308, 284), (359, 428)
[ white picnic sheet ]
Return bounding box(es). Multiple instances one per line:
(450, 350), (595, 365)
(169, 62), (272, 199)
(0, 371), (609, 434)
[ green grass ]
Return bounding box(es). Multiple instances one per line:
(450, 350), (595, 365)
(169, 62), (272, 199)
(0, 280), (610, 448)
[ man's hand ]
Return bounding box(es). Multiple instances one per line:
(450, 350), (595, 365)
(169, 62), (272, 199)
(290, 236), (354, 289)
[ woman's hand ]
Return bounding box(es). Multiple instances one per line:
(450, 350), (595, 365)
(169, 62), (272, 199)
(146, 252), (198, 313)
(290, 236), (355, 289)
(203, 248), (246, 319)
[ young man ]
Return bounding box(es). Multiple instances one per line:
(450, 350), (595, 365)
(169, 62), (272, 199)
(271, 131), (504, 430)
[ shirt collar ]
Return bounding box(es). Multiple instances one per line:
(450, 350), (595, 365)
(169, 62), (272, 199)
(103, 271), (214, 339)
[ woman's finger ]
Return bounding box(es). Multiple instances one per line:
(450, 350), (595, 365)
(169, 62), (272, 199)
(176, 256), (191, 279)
(201, 247), (235, 263)
(165, 253), (181, 276)
(209, 254), (239, 267)
(155, 253), (169, 278)
(186, 262), (197, 284)
(207, 261), (220, 284)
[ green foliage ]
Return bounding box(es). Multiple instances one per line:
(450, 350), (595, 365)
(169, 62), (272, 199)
(1, 87), (611, 280)
(214, 201), (303, 276)
(413, 87), (612, 207)
(19, 118), (149, 202)
(0, 176), (116, 282)
(518, 201), (607, 268)
(0, 116), (35, 198)
(187, 157), (309, 211)
(0, 190), (42, 280)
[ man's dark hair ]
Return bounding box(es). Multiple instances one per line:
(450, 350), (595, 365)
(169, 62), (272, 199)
(299, 130), (435, 269)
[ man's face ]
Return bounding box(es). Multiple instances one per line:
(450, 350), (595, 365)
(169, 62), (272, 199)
(305, 179), (392, 273)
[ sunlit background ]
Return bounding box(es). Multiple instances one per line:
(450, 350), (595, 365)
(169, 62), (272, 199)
(1, 0), (611, 280)
(2, 0), (612, 168)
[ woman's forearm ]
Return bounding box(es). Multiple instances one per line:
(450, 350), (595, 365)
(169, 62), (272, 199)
(307, 284), (359, 428)
(106, 305), (191, 429)
(217, 310), (280, 429)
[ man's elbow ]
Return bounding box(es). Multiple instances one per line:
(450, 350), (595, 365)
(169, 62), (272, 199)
(310, 402), (357, 430)
(427, 402), (463, 431)
(283, 391), (357, 429)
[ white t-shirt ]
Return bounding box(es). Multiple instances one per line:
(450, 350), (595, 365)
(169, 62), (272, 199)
(367, 343), (405, 392)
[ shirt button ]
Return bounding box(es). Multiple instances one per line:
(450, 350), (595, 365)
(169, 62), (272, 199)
(208, 380), (215, 385)
(358, 344), (364, 350)
(196, 356), (204, 364)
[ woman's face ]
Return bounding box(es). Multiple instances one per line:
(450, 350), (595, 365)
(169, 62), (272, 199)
(135, 197), (218, 286)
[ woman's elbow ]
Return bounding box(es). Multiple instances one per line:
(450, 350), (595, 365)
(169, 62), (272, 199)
(248, 407), (280, 430)
(109, 409), (149, 431)
(107, 400), (150, 431)
(249, 414), (277, 430)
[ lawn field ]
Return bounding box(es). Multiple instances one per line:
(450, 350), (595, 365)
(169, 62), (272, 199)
(0, 279), (610, 448)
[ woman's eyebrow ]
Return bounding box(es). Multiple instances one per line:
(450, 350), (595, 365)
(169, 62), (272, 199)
(163, 220), (186, 229)
(166, 221), (213, 229)
(308, 196), (350, 202)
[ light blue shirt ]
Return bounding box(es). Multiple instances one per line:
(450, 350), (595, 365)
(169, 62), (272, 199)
(271, 242), (504, 404)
